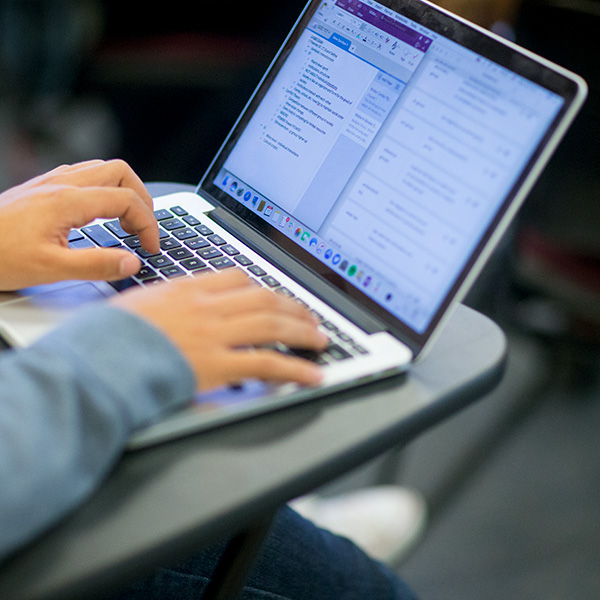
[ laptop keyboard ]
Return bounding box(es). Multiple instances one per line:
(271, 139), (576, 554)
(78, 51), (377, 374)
(69, 205), (369, 365)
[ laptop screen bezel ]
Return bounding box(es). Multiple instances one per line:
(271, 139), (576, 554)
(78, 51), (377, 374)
(199, 0), (584, 356)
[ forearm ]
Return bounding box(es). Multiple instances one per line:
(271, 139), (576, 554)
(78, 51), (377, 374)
(0, 305), (195, 562)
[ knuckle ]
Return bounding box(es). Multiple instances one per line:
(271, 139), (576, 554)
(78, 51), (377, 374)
(108, 158), (133, 178)
(43, 184), (77, 207)
(106, 158), (124, 169)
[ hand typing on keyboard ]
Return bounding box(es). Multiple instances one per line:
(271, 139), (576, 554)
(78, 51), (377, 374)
(0, 159), (158, 291)
(0, 159), (326, 388)
(112, 269), (327, 390)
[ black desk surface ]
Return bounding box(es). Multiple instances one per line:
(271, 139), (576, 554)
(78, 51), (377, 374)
(0, 302), (506, 600)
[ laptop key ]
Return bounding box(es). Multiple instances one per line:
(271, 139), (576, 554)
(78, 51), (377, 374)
(261, 275), (280, 288)
(123, 236), (142, 249)
(161, 218), (185, 231)
(198, 247), (223, 260)
(183, 214), (201, 226)
(180, 257), (207, 271)
(170, 206), (188, 216)
(148, 255), (174, 269)
(68, 229), (84, 242)
(185, 237), (210, 250)
(247, 265), (266, 277)
(221, 244), (240, 256)
(352, 344), (369, 355)
(336, 332), (353, 343)
(69, 238), (96, 250)
(207, 234), (227, 246)
(160, 237), (182, 250)
(234, 255), (253, 266)
(142, 277), (163, 286)
(154, 209), (172, 220)
(168, 247), (194, 261)
(81, 224), (120, 248)
(136, 247), (160, 259)
(160, 265), (186, 279)
(284, 346), (330, 366)
(321, 320), (338, 332)
(209, 257), (236, 270)
(275, 287), (294, 298)
(104, 220), (131, 239)
(195, 224), (214, 236)
(136, 266), (157, 280)
(325, 344), (353, 361)
(173, 227), (198, 241)
(108, 277), (140, 292)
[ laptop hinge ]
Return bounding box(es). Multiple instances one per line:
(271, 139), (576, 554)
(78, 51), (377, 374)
(209, 207), (387, 335)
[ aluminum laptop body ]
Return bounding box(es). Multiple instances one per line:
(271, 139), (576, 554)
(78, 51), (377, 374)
(0, 0), (587, 448)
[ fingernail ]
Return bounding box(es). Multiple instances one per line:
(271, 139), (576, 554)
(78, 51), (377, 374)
(307, 365), (324, 385)
(318, 331), (329, 345)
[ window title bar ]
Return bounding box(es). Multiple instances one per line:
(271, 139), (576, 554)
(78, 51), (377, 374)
(335, 0), (433, 51)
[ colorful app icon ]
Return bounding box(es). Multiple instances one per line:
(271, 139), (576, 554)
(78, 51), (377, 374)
(243, 191), (252, 202)
(309, 237), (318, 248)
(332, 254), (341, 265)
(348, 265), (357, 277)
(236, 188), (245, 197)
(265, 205), (273, 217)
(230, 181), (238, 193)
(252, 195), (259, 206)
(317, 243), (326, 255)
(257, 200), (266, 212)
(340, 260), (348, 271)
(294, 227), (302, 237)
(324, 249), (333, 260)
(222, 175), (230, 186)
(301, 231), (311, 243)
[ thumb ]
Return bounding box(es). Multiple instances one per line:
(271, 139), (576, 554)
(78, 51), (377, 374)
(57, 248), (141, 282)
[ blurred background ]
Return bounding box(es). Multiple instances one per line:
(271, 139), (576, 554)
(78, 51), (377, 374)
(1, 1), (599, 598)
(0, 0), (309, 187)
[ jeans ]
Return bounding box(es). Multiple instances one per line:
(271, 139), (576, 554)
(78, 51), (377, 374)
(110, 506), (418, 599)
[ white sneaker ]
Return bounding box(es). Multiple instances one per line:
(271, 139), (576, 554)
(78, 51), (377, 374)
(289, 486), (427, 565)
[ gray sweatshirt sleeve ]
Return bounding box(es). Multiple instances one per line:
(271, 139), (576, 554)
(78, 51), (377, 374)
(0, 304), (196, 562)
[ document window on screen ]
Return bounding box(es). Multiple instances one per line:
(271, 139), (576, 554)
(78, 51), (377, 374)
(215, 0), (563, 333)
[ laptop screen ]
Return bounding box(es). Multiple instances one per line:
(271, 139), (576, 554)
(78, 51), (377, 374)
(201, 0), (578, 346)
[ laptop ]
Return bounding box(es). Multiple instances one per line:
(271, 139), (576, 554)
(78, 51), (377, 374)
(0, 0), (586, 449)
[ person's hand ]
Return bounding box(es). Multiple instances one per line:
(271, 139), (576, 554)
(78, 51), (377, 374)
(0, 159), (159, 291)
(111, 269), (328, 390)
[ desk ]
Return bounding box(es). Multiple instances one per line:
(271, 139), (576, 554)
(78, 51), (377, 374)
(0, 301), (506, 600)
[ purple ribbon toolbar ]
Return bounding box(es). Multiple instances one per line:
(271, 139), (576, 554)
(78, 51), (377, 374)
(335, 0), (432, 51)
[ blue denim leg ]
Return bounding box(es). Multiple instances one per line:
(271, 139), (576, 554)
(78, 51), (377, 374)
(110, 506), (418, 599)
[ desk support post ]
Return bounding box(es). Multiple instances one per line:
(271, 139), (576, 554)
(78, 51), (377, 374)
(201, 511), (276, 600)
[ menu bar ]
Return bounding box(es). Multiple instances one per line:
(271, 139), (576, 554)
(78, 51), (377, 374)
(335, 0), (433, 51)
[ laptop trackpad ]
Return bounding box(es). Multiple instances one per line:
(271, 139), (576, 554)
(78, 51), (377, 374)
(0, 282), (110, 347)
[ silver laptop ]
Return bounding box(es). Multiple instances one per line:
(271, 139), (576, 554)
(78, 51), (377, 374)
(0, 0), (586, 448)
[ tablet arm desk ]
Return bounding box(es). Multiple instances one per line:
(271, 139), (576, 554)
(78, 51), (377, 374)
(0, 300), (506, 600)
